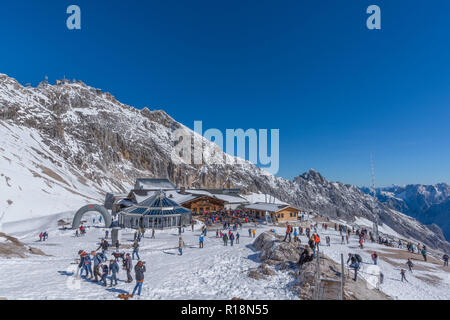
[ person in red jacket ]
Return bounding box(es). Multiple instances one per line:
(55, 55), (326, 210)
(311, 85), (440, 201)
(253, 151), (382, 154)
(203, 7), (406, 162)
(283, 224), (292, 242)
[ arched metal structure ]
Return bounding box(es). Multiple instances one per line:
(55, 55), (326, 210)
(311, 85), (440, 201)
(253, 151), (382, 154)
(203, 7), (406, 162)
(72, 204), (112, 229)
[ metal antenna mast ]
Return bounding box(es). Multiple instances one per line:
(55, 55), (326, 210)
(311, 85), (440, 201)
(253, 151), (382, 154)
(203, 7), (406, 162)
(370, 153), (376, 194)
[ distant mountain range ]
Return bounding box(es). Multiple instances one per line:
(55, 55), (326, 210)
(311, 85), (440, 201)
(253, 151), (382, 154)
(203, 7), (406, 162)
(360, 183), (450, 241)
(0, 73), (449, 252)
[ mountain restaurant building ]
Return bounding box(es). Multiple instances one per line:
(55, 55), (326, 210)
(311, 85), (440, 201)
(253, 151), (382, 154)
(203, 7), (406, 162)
(244, 203), (302, 223)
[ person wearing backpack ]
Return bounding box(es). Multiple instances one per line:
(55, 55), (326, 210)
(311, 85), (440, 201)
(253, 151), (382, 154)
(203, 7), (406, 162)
(421, 247), (427, 262)
(400, 269), (408, 282)
(223, 233), (229, 246)
(347, 254), (360, 281)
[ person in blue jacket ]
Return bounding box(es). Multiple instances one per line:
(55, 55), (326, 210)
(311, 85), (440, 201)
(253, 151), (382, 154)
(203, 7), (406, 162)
(101, 264), (109, 286)
(109, 259), (119, 286)
(79, 251), (93, 279)
(199, 234), (204, 248)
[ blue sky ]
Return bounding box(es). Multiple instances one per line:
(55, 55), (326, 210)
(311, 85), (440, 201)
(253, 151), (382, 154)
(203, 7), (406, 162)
(1, 0), (449, 186)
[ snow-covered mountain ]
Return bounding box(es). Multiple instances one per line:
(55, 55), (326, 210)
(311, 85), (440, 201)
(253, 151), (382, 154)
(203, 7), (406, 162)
(360, 184), (450, 241)
(0, 73), (448, 252)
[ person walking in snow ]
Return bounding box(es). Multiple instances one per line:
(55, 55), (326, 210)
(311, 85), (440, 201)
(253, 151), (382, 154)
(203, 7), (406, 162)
(131, 261), (146, 297)
(347, 254), (360, 281)
(371, 252), (378, 265)
(93, 251), (102, 282)
(132, 240), (140, 260)
(252, 229), (256, 238)
(97, 239), (109, 261)
(230, 233), (235, 246)
(124, 253), (133, 283)
(421, 247), (427, 262)
(109, 259), (119, 286)
(406, 258), (414, 272)
(308, 237), (316, 257)
(105, 230), (109, 239)
(39, 232), (43, 242)
(151, 228), (155, 239)
(341, 235), (345, 245)
(178, 236), (184, 255)
(443, 254), (449, 267)
(80, 251), (93, 279)
(248, 228), (252, 237)
(101, 263), (109, 286)
(115, 240), (120, 253)
(199, 234), (204, 248)
(283, 224), (292, 242)
(400, 269), (408, 282)
(223, 233), (229, 246)
(236, 232), (240, 244)
(216, 229), (219, 238)
(325, 236), (330, 246)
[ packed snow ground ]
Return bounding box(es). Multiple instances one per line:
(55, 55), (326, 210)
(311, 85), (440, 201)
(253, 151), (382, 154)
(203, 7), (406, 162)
(0, 213), (449, 300)
(0, 214), (297, 300)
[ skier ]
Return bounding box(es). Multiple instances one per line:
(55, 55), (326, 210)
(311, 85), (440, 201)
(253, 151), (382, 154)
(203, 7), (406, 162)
(109, 259), (119, 286)
(406, 258), (414, 272)
(178, 236), (184, 255)
(131, 261), (146, 297)
(400, 269), (408, 282)
(199, 234), (204, 248)
(443, 254), (449, 267)
(371, 252), (378, 265)
(132, 240), (140, 260)
(124, 253), (133, 283)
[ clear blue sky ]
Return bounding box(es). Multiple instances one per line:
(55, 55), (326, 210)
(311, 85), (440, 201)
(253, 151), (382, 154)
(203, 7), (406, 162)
(1, 0), (449, 186)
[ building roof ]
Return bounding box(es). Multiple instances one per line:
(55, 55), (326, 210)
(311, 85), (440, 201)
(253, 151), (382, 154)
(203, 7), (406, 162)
(122, 191), (191, 216)
(244, 202), (299, 213)
(134, 178), (176, 190)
